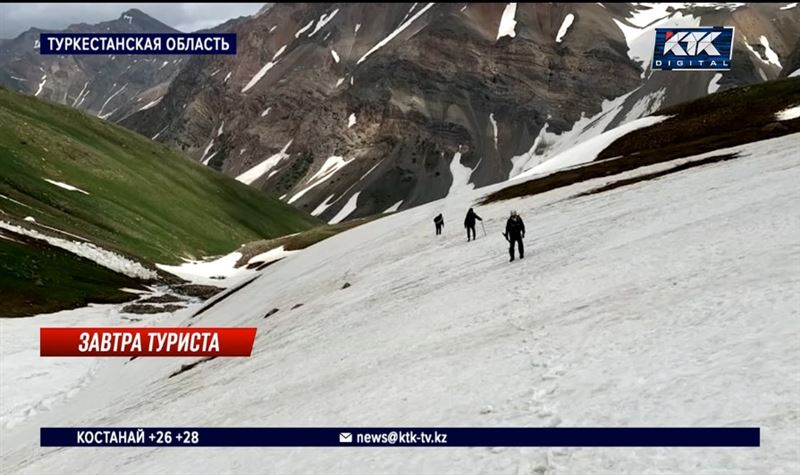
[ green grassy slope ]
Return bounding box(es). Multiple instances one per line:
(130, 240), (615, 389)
(0, 231), (145, 317)
(0, 87), (320, 265)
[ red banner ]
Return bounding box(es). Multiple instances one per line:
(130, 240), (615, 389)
(40, 328), (256, 357)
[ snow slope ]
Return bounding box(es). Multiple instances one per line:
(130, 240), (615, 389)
(155, 252), (255, 286)
(2, 134), (799, 473)
(0, 303), (196, 430)
(516, 115), (669, 179)
(509, 91), (639, 178)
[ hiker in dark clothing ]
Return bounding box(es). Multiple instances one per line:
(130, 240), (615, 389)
(505, 210), (525, 261)
(464, 208), (483, 241)
(433, 213), (444, 236)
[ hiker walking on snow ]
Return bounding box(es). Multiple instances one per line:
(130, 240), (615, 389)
(434, 213), (444, 236)
(464, 208), (483, 241)
(505, 210), (525, 261)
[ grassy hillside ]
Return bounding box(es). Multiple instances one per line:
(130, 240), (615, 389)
(0, 87), (320, 264)
(0, 231), (145, 317)
(0, 87), (320, 317)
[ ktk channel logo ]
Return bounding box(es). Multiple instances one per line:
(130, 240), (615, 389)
(652, 27), (734, 71)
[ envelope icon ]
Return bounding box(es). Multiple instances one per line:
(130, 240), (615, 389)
(339, 432), (352, 443)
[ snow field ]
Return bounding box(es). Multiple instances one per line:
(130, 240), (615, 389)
(3, 133), (798, 473)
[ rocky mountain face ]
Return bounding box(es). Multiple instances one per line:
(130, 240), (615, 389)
(0, 9), (188, 122)
(31, 3), (800, 222)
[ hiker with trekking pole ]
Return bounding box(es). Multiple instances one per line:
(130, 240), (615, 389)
(464, 208), (483, 242)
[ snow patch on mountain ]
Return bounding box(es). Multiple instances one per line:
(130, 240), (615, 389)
(157, 252), (253, 285)
(202, 152), (217, 166)
(497, 3), (518, 40)
(360, 160), (383, 181)
(331, 49), (340, 63)
(779, 3), (797, 9)
(329, 191), (361, 224)
(75, 88), (90, 107)
(72, 82), (88, 107)
(200, 140), (214, 164)
(384, 200), (403, 213)
(272, 45), (287, 61)
(622, 88), (666, 123)
(98, 108), (119, 120)
(512, 91), (635, 177)
(614, 10), (700, 76)
(311, 194), (338, 216)
(34, 75), (46, 97)
(236, 140), (293, 185)
(138, 96), (162, 111)
(489, 113), (499, 149)
(556, 13), (575, 43)
(509, 121), (551, 178)
(261, 107), (272, 117)
(309, 9), (339, 37)
(775, 105), (800, 121)
(348, 113), (357, 128)
(708, 73), (723, 93)
(43, 179), (89, 195)
(242, 59), (281, 93)
(759, 36), (782, 68)
(625, 2), (674, 28)
(97, 83), (127, 118)
(448, 152), (475, 196)
(313, 156), (353, 184)
(0, 221), (156, 279)
(295, 20), (314, 38)
(517, 114), (669, 179)
(224, 72), (232, 83)
(151, 126), (167, 140)
(289, 155), (354, 204)
(357, 3), (435, 64)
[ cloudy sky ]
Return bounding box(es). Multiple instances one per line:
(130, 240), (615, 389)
(0, 3), (266, 38)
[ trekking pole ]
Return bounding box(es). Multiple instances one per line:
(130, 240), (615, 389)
(481, 221), (487, 237)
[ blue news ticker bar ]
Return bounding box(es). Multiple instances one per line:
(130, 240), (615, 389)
(39, 33), (237, 55)
(41, 427), (760, 447)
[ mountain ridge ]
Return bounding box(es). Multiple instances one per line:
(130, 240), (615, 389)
(119, 2), (800, 222)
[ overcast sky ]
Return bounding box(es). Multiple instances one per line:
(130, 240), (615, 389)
(0, 3), (266, 38)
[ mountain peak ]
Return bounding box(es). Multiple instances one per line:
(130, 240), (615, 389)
(115, 8), (179, 33)
(120, 8), (148, 19)
(118, 8), (154, 25)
